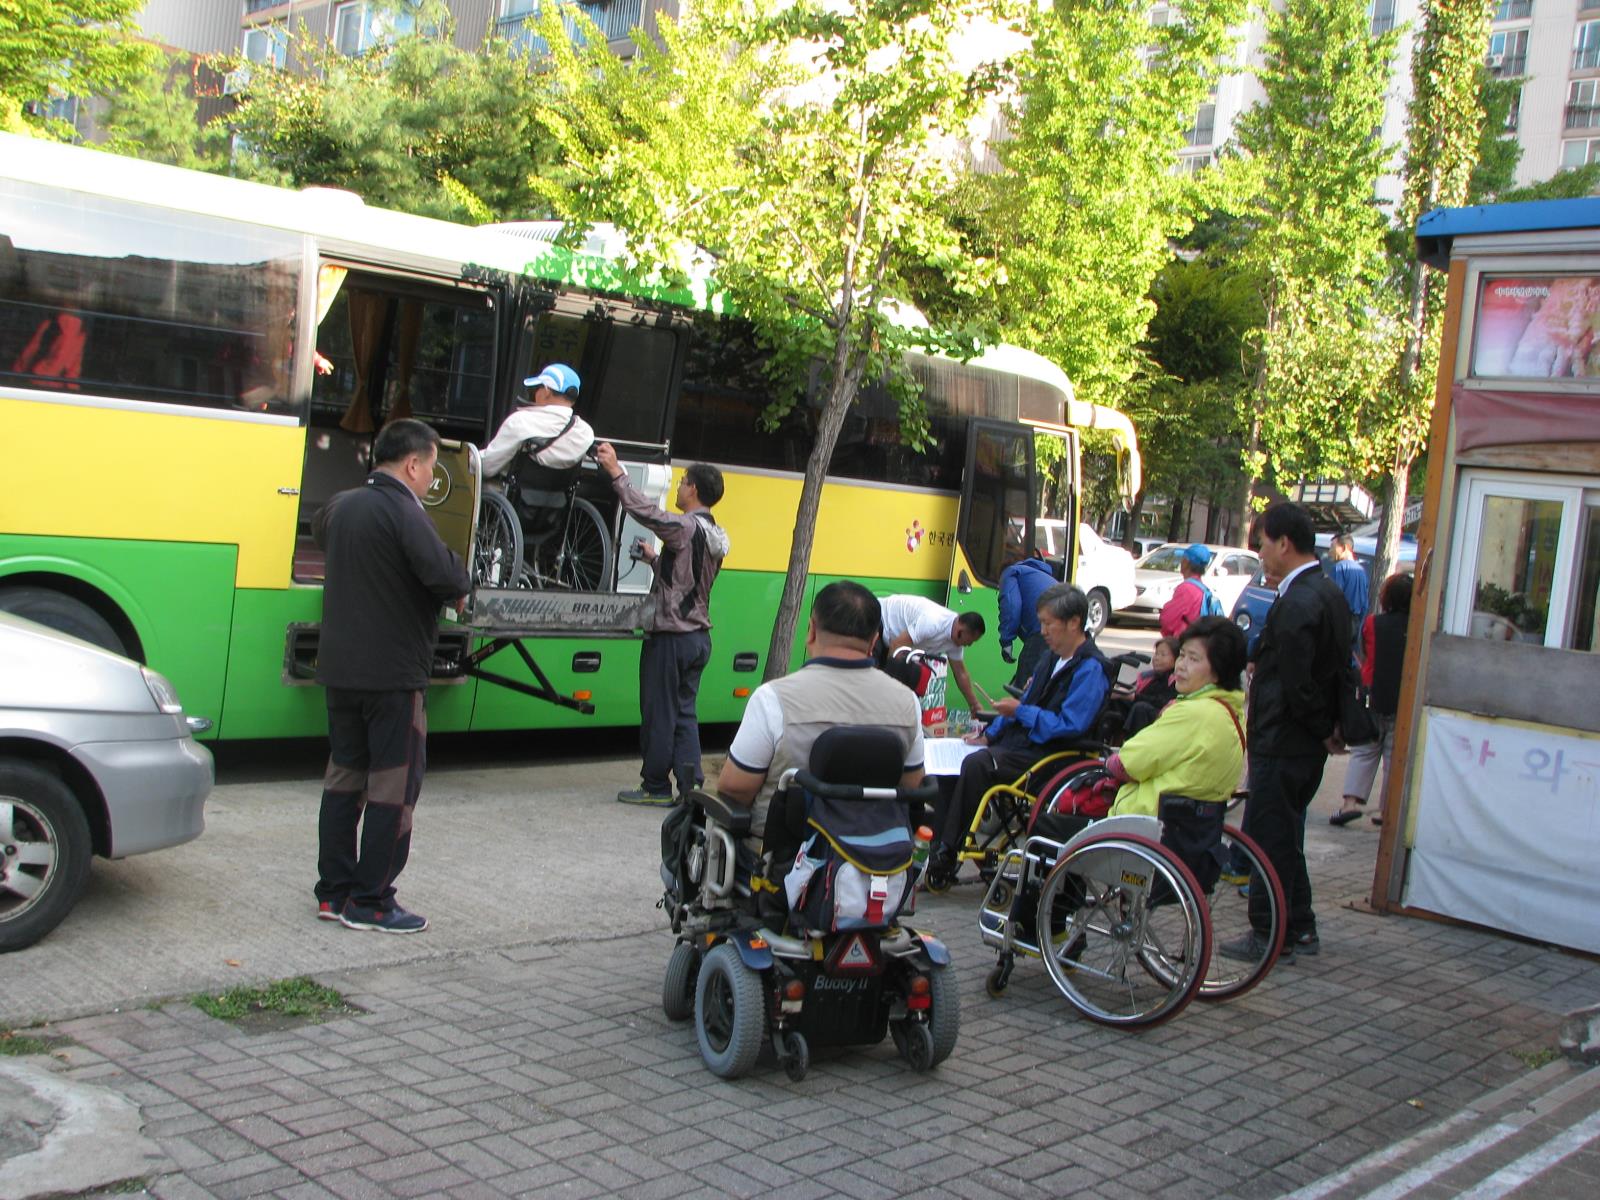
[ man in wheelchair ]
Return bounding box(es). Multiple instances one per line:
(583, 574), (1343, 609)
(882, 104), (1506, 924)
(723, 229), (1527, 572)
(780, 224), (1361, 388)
(928, 583), (1111, 882)
(659, 582), (958, 1079)
(479, 363), (594, 479)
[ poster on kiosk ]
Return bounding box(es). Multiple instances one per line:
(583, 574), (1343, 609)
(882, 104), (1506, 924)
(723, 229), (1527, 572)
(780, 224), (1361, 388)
(1380, 203), (1600, 954)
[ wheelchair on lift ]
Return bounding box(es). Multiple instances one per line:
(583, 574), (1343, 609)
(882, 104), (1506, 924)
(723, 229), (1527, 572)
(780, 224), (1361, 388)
(976, 770), (1286, 1027)
(474, 449), (614, 591)
(660, 727), (960, 1081)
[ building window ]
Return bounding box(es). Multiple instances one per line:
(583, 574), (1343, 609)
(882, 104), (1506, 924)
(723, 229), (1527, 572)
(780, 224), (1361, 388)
(1489, 29), (1529, 75)
(1506, 85), (1523, 132)
(333, 1), (417, 55)
(243, 23), (287, 68)
(1575, 21), (1600, 71)
(1584, 0), (1600, 14)
(1492, 0), (1532, 20)
(1568, 80), (1600, 129)
(496, 0), (646, 54)
(1184, 103), (1216, 148)
(1560, 136), (1600, 169)
(1371, 0), (1397, 35)
(1174, 153), (1213, 176)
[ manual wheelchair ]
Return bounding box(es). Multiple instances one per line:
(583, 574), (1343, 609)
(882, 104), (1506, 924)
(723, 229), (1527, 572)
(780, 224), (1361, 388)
(924, 650), (1152, 894)
(976, 778), (1286, 1028)
(660, 727), (960, 1081)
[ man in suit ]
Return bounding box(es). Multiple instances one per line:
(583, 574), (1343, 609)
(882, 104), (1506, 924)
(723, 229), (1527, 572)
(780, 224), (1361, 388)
(1223, 503), (1352, 964)
(928, 583), (1111, 881)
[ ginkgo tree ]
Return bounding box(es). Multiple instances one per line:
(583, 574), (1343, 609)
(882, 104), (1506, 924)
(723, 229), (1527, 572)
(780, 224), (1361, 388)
(532, 0), (1018, 679)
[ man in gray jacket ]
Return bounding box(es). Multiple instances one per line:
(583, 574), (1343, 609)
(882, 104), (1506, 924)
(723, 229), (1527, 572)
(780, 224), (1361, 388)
(312, 419), (470, 934)
(595, 443), (731, 805)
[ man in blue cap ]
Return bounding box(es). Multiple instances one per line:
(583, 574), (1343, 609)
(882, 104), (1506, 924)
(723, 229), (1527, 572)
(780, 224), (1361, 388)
(1159, 542), (1223, 638)
(480, 362), (594, 478)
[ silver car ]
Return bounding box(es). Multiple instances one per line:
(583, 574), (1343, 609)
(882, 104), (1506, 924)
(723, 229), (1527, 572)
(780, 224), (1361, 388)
(0, 612), (212, 952)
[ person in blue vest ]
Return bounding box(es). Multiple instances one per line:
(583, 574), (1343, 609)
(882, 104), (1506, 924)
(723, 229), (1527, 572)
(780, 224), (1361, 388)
(998, 546), (1057, 688)
(1159, 543), (1223, 638)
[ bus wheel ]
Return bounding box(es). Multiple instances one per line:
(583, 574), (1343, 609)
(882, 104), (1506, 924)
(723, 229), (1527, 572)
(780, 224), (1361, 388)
(1084, 589), (1111, 638)
(0, 587), (127, 658)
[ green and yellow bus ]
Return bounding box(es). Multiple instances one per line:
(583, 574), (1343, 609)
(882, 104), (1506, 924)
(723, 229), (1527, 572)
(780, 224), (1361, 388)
(0, 135), (1140, 740)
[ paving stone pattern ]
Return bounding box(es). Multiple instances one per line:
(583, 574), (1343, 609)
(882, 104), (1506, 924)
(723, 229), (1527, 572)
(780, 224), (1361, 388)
(45, 841), (1600, 1200)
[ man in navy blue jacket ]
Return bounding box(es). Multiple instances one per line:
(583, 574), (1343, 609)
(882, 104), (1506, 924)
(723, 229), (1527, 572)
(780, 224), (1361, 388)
(998, 548), (1057, 688)
(929, 584), (1111, 878)
(312, 419), (470, 935)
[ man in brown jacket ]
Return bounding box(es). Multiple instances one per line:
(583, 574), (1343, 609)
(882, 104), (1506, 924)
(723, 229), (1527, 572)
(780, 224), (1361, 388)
(595, 443), (731, 805)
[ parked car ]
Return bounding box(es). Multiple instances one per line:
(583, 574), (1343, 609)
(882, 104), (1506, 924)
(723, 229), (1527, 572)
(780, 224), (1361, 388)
(1034, 520), (1136, 636)
(1230, 538), (1418, 653)
(0, 613), (213, 952)
(1127, 543), (1260, 624)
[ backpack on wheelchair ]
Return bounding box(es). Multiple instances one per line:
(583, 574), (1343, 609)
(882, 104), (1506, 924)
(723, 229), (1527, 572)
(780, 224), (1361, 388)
(660, 727), (960, 1081)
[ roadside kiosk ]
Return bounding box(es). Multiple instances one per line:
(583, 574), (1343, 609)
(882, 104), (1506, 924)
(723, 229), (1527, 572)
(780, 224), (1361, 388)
(1374, 201), (1600, 953)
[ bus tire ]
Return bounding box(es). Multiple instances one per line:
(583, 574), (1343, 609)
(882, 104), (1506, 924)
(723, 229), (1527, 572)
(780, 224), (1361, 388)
(0, 586), (127, 658)
(1084, 589), (1111, 638)
(0, 760), (94, 953)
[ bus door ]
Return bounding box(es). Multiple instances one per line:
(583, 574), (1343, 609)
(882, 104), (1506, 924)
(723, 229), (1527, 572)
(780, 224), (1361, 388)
(946, 421), (1036, 713)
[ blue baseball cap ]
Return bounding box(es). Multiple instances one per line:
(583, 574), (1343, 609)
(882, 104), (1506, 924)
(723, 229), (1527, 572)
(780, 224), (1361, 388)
(1182, 543), (1213, 569)
(523, 362), (581, 397)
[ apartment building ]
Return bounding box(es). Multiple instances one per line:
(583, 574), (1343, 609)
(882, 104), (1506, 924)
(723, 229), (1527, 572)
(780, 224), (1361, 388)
(1489, 0), (1600, 184)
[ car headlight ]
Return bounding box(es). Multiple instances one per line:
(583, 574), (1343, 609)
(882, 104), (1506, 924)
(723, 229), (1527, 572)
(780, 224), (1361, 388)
(1235, 611), (1251, 631)
(141, 666), (184, 715)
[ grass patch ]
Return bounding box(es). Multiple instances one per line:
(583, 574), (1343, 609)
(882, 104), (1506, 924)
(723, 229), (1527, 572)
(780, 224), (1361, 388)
(0, 1030), (56, 1056)
(1513, 1046), (1561, 1070)
(193, 976), (355, 1026)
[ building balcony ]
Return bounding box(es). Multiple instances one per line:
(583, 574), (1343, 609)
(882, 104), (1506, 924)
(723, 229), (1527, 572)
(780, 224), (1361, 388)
(244, 0), (286, 13)
(1488, 53), (1527, 76)
(497, 0), (647, 55)
(1493, 0), (1532, 19)
(1576, 47), (1600, 72)
(1583, 0), (1600, 14)
(1567, 104), (1600, 129)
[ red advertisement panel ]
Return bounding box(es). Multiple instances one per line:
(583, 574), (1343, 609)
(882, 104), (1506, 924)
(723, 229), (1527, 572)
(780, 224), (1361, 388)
(1472, 275), (1600, 379)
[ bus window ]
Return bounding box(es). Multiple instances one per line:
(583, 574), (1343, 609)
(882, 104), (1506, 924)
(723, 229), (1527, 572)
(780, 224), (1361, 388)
(296, 270), (497, 581)
(0, 179), (304, 416)
(587, 321), (677, 446)
(675, 313), (811, 472)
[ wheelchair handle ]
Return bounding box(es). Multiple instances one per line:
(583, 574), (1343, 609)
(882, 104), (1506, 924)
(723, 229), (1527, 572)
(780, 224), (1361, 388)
(792, 769), (937, 806)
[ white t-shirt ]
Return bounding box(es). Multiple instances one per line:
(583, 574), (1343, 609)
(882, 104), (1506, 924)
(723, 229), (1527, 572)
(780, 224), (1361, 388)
(879, 593), (964, 660)
(480, 404), (596, 477)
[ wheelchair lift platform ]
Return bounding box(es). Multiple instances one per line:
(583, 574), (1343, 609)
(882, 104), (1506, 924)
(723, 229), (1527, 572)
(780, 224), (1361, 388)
(453, 586), (650, 716)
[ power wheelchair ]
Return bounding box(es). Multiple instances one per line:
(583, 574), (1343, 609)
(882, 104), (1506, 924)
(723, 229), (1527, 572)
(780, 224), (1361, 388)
(660, 727), (960, 1081)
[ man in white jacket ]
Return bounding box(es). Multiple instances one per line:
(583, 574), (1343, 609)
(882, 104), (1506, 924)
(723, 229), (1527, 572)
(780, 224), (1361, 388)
(479, 363), (594, 477)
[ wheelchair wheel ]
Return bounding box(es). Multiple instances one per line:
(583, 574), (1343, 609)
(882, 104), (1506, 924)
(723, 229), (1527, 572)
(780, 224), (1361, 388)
(663, 942), (698, 1022)
(1195, 826), (1284, 1002)
(474, 489), (524, 589)
(924, 966), (959, 1066)
(694, 943), (765, 1079)
(1036, 833), (1210, 1029)
(554, 498), (614, 591)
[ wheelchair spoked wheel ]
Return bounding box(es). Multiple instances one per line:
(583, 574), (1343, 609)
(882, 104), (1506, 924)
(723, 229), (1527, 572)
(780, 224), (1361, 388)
(473, 489), (524, 589)
(1036, 832), (1211, 1029)
(694, 943), (765, 1079)
(1194, 825), (1285, 1002)
(662, 941), (698, 1022)
(551, 498), (614, 591)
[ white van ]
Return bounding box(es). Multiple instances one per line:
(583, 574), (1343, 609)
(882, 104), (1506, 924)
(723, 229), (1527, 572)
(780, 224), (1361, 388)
(1034, 521), (1137, 636)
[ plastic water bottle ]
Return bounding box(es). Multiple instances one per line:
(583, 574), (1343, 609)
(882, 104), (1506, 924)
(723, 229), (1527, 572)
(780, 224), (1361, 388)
(911, 825), (934, 869)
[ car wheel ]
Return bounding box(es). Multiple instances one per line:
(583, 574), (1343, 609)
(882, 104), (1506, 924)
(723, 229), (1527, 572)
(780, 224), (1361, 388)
(1085, 589), (1110, 637)
(0, 760), (93, 953)
(0, 586), (128, 658)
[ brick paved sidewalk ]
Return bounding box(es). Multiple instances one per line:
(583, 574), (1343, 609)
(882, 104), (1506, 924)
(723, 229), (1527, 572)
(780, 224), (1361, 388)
(30, 830), (1600, 1200)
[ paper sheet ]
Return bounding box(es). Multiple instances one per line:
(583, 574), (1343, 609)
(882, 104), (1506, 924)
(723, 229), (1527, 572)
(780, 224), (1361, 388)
(924, 737), (985, 777)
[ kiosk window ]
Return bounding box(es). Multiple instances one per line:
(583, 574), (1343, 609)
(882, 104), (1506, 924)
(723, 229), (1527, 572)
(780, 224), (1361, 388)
(1469, 494), (1562, 643)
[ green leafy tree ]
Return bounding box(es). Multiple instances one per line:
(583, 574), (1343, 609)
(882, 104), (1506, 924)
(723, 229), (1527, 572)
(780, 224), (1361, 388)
(101, 49), (228, 170)
(947, 0), (1246, 407)
(225, 1), (556, 221)
(1367, 0), (1490, 585)
(1231, 0), (1398, 532)
(0, 0), (151, 137)
(1133, 257), (1263, 546)
(532, 0), (1014, 680)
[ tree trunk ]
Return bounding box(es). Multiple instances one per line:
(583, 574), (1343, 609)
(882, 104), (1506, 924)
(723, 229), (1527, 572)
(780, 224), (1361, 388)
(1372, 456), (1410, 591)
(1166, 494), (1187, 543)
(762, 355), (868, 682)
(1122, 489), (1146, 551)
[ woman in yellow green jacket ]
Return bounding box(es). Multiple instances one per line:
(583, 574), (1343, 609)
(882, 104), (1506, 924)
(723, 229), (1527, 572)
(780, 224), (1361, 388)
(1104, 617), (1249, 816)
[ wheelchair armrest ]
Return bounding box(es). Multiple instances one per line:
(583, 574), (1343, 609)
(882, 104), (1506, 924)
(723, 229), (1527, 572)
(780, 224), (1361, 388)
(691, 789), (753, 836)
